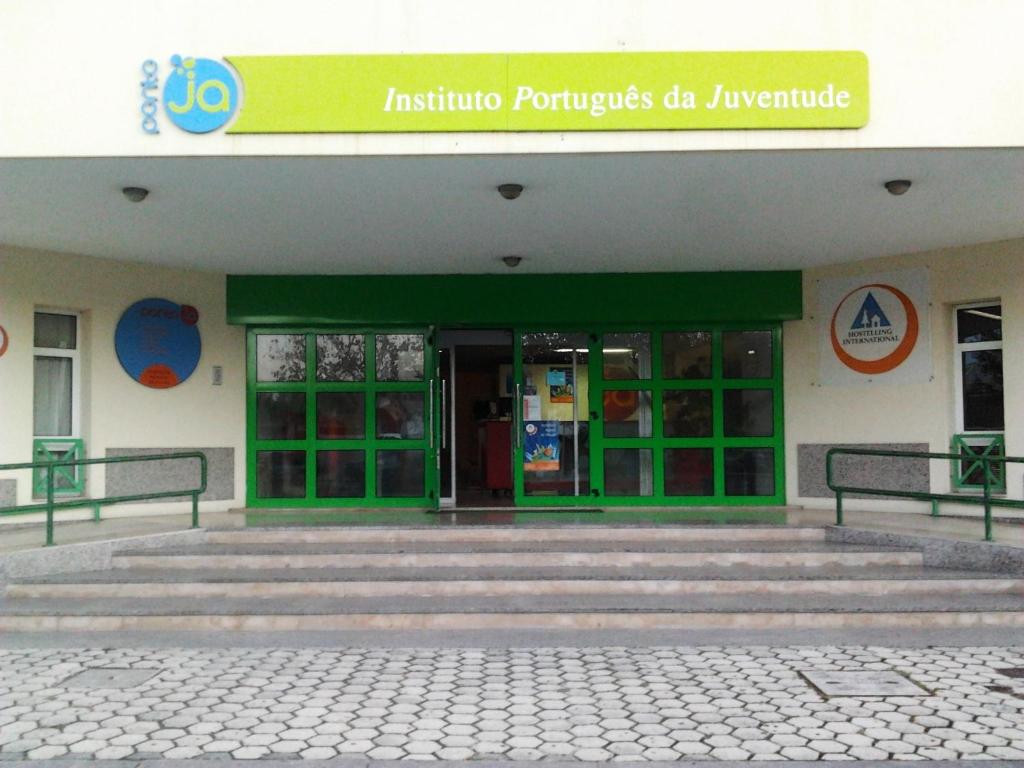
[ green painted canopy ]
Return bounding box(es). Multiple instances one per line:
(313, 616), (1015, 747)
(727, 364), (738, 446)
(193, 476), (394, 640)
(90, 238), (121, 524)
(227, 271), (802, 326)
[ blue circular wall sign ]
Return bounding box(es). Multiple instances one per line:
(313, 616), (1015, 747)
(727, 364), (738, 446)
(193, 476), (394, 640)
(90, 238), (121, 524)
(115, 298), (201, 388)
(163, 55), (239, 133)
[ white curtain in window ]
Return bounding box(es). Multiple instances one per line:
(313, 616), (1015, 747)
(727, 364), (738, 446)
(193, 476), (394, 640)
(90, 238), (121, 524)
(33, 356), (72, 436)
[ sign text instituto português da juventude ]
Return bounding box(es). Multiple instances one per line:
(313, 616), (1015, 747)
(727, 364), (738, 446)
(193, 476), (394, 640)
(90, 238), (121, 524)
(218, 51), (868, 133)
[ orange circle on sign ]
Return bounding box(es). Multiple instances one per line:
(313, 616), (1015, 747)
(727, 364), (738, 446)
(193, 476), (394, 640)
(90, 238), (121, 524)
(139, 363), (180, 389)
(830, 283), (919, 374)
(0, 326), (7, 358)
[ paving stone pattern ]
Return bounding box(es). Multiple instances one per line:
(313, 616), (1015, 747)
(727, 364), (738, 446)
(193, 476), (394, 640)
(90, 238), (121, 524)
(2, 646), (1024, 761)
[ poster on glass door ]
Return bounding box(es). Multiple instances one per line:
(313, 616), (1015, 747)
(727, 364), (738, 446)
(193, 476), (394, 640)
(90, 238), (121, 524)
(524, 421), (560, 471)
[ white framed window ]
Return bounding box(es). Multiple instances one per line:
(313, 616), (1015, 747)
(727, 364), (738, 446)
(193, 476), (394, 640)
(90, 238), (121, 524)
(953, 301), (1003, 434)
(32, 309), (81, 438)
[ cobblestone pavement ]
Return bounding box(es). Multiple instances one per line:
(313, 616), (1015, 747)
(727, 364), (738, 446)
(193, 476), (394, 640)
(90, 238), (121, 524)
(2, 646), (1024, 762)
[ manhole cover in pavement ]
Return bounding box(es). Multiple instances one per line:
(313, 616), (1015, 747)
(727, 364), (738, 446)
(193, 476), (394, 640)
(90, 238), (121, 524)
(59, 667), (159, 688)
(996, 667), (1024, 679)
(800, 670), (929, 697)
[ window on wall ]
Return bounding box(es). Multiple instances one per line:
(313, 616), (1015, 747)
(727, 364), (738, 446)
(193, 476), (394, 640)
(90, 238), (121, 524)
(595, 328), (782, 502)
(33, 311), (80, 438)
(250, 330), (432, 505)
(954, 303), (1003, 433)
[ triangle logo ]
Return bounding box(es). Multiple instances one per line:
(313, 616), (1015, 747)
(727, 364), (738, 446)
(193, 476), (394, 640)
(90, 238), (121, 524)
(850, 291), (891, 330)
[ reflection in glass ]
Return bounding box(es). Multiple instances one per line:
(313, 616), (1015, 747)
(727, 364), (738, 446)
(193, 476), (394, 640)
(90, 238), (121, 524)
(256, 450), (306, 498)
(603, 333), (651, 380)
(34, 313), (77, 349)
(663, 332), (711, 379)
(317, 334), (364, 381)
(257, 392), (306, 440)
(376, 450), (424, 497)
(32, 356), (73, 436)
(316, 392), (365, 439)
(521, 333), (590, 497)
(376, 334), (424, 381)
(725, 448), (774, 496)
(957, 306), (1002, 343)
(603, 390), (652, 438)
(723, 389), (774, 437)
(604, 448), (653, 496)
(316, 450), (365, 497)
(723, 331), (772, 378)
(662, 390), (713, 437)
(664, 448), (714, 496)
(256, 335), (306, 382)
(962, 350), (1004, 430)
(376, 392), (425, 439)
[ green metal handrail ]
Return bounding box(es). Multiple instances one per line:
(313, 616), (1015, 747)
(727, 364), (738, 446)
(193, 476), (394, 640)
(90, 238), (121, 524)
(0, 451), (207, 546)
(826, 447), (1024, 542)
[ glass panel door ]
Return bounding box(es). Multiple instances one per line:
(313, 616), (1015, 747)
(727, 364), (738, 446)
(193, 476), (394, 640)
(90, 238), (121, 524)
(515, 332), (591, 500)
(248, 328), (437, 507)
(590, 327), (784, 505)
(438, 346), (455, 507)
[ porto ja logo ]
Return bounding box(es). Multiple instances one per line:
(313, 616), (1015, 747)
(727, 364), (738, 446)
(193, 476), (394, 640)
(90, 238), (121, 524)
(163, 55), (238, 133)
(830, 283), (919, 375)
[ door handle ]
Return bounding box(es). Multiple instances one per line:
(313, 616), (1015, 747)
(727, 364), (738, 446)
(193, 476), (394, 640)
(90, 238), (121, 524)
(514, 382), (523, 448)
(440, 377), (447, 450)
(428, 379), (435, 449)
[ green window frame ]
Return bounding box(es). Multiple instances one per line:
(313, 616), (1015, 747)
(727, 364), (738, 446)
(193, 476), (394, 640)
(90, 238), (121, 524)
(246, 328), (436, 508)
(587, 326), (785, 506)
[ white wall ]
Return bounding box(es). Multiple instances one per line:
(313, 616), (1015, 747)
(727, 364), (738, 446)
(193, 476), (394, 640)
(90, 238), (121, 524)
(784, 238), (1024, 511)
(0, 246), (246, 518)
(2, 0), (1024, 158)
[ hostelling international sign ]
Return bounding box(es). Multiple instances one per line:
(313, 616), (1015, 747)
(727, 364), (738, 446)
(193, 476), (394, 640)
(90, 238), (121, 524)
(818, 269), (931, 386)
(140, 51), (869, 135)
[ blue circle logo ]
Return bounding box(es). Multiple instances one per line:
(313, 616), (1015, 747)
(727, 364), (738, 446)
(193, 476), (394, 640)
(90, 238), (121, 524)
(163, 55), (238, 133)
(115, 298), (202, 388)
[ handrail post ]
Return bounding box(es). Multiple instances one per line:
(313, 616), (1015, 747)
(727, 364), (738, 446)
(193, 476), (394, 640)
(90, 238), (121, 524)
(983, 454), (993, 542)
(192, 453), (206, 529)
(45, 462), (55, 547)
(827, 450), (843, 526)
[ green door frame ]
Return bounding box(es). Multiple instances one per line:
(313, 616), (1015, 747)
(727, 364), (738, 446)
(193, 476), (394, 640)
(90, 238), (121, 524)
(510, 325), (785, 507)
(246, 327), (438, 508)
(247, 323), (784, 509)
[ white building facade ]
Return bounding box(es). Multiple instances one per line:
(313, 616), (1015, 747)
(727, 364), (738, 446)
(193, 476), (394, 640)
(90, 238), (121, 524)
(1, 0), (1022, 519)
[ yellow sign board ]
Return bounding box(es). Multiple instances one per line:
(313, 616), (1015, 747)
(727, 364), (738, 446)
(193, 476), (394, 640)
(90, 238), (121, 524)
(225, 51), (868, 133)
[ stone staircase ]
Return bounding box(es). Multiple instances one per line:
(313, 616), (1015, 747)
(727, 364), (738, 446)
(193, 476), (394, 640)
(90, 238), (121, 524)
(2, 525), (1024, 631)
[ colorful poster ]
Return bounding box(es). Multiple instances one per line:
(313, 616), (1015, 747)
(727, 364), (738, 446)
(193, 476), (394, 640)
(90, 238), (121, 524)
(548, 367), (574, 403)
(524, 420), (560, 472)
(818, 269), (931, 385)
(115, 298), (201, 388)
(523, 395), (542, 421)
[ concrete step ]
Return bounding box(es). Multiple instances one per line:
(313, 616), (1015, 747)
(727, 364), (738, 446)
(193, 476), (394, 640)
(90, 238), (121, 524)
(8, 565), (1021, 599)
(111, 541), (923, 570)
(206, 524), (825, 545)
(3, 593), (1024, 631)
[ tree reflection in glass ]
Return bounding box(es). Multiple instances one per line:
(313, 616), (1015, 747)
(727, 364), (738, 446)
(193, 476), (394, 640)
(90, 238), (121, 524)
(376, 334), (424, 381)
(317, 334), (365, 382)
(256, 335), (306, 382)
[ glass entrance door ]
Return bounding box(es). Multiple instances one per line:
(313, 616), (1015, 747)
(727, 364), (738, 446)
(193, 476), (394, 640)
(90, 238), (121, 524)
(437, 345), (455, 507)
(248, 328), (438, 507)
(515, 332), (592, 502)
